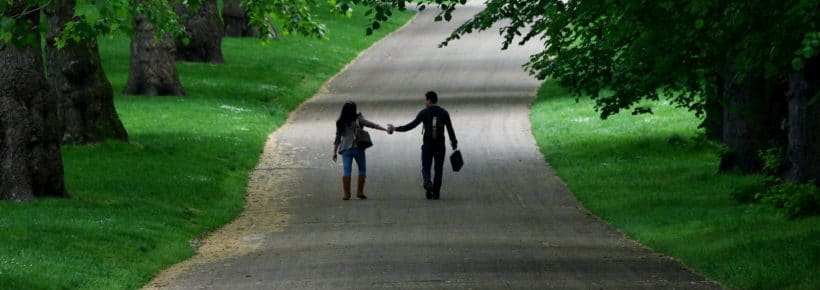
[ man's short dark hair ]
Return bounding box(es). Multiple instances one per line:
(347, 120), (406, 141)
(425, 91), (438, 104)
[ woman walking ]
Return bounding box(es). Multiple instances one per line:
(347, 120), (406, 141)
(332, 101), (391, 200)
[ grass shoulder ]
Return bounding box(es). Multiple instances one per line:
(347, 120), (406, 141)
(530, 81), (820, 290)
(0, 8), (414, 290)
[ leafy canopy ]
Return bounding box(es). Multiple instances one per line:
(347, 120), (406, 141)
(332, 0), (466, 35)
(7, 0), (815, 121)
(0, 0), (383, 49)
(1, 0), (194, 49)
(1, 0), (464, 51)
(438, 0), (819, 118)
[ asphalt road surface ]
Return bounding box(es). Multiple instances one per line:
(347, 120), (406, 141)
(156, 2), (720, 289)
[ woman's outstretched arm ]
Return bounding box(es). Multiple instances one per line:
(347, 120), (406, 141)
(360, 116), (392, 134)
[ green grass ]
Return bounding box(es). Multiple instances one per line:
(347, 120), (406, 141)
(530, 81), (820, 289)
(0, 8), (413, 290)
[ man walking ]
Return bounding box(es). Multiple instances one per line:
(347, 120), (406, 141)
(389, 91), (458, 200)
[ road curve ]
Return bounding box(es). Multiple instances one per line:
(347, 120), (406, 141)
(158, 2), (720, 289)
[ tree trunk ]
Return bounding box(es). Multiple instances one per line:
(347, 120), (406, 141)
(46, 0), (128, 144)
(222, 0), (261, 37)
(719, 70), (788, 173)
(785, 57), (820, 186)
(175, 0), (225, 63)
(122, 13), (186, 96)
(701, 74), (724, 141)
(0, 5), (69, 201)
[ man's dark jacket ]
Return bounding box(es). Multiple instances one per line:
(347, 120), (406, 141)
(395, 105), (457, 148)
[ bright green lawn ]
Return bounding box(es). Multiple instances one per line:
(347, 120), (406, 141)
(0, 8), (413, 290)
(530, 81), (820, 289)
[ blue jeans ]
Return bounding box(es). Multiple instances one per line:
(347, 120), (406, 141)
(421, 144), (446, 194)
(342, 148), (366, 177)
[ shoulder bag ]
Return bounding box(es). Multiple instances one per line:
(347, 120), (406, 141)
(354, 118), (373, 150)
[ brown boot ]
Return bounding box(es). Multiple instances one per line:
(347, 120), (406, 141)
(356, 175), (367, 199)
(342, 176), (352, 200)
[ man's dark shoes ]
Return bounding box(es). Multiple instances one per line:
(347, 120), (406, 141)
(432, 192), (440, 200)
(424, 181), (433, 200)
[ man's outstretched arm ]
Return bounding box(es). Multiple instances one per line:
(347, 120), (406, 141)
(394, 111), (423, 132)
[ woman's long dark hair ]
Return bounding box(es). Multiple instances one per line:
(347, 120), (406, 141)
(336, 101), (358, 134)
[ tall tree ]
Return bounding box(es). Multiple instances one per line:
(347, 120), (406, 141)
(786, 57), (820, 186)
(174, 0), (225, 63)
(719, 70), (788, 172)
(123, 1), (186, 96)
(1, 3), (68, 201)
(45, 0), (128, 144)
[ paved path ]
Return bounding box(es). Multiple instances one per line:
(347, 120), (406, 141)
(157, 2), (720, 289)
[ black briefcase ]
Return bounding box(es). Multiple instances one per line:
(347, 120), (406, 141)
(450, 150), (464, 172)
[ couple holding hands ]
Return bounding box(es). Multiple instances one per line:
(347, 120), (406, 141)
(332, 91), (458, 200)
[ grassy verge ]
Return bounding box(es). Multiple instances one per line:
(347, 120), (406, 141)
(0, 8), (414, 290)
(530, 81), (820, 289)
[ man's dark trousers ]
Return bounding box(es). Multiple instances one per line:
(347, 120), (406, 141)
(421, 143), (446, 196)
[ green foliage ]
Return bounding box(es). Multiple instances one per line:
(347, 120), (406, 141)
(0, 6), (413, 289)
(56, 0), (178, 49)
(132, 0), (186, 37)
(243, 0), (328, 40)
(531, 81), (820, 289)
(2, 1), (180, 49)
(4, 0), (373, 50)
(729, 148), (820, 219)
(762, 181), (820, 218)
(333, 0), (466, 35)
(0, 1), (47, 49)
(794, 31), (820, 70)
(200, 0), (465, 40)
(759, 147), (785, 176)
(440, 0), (820, 120)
